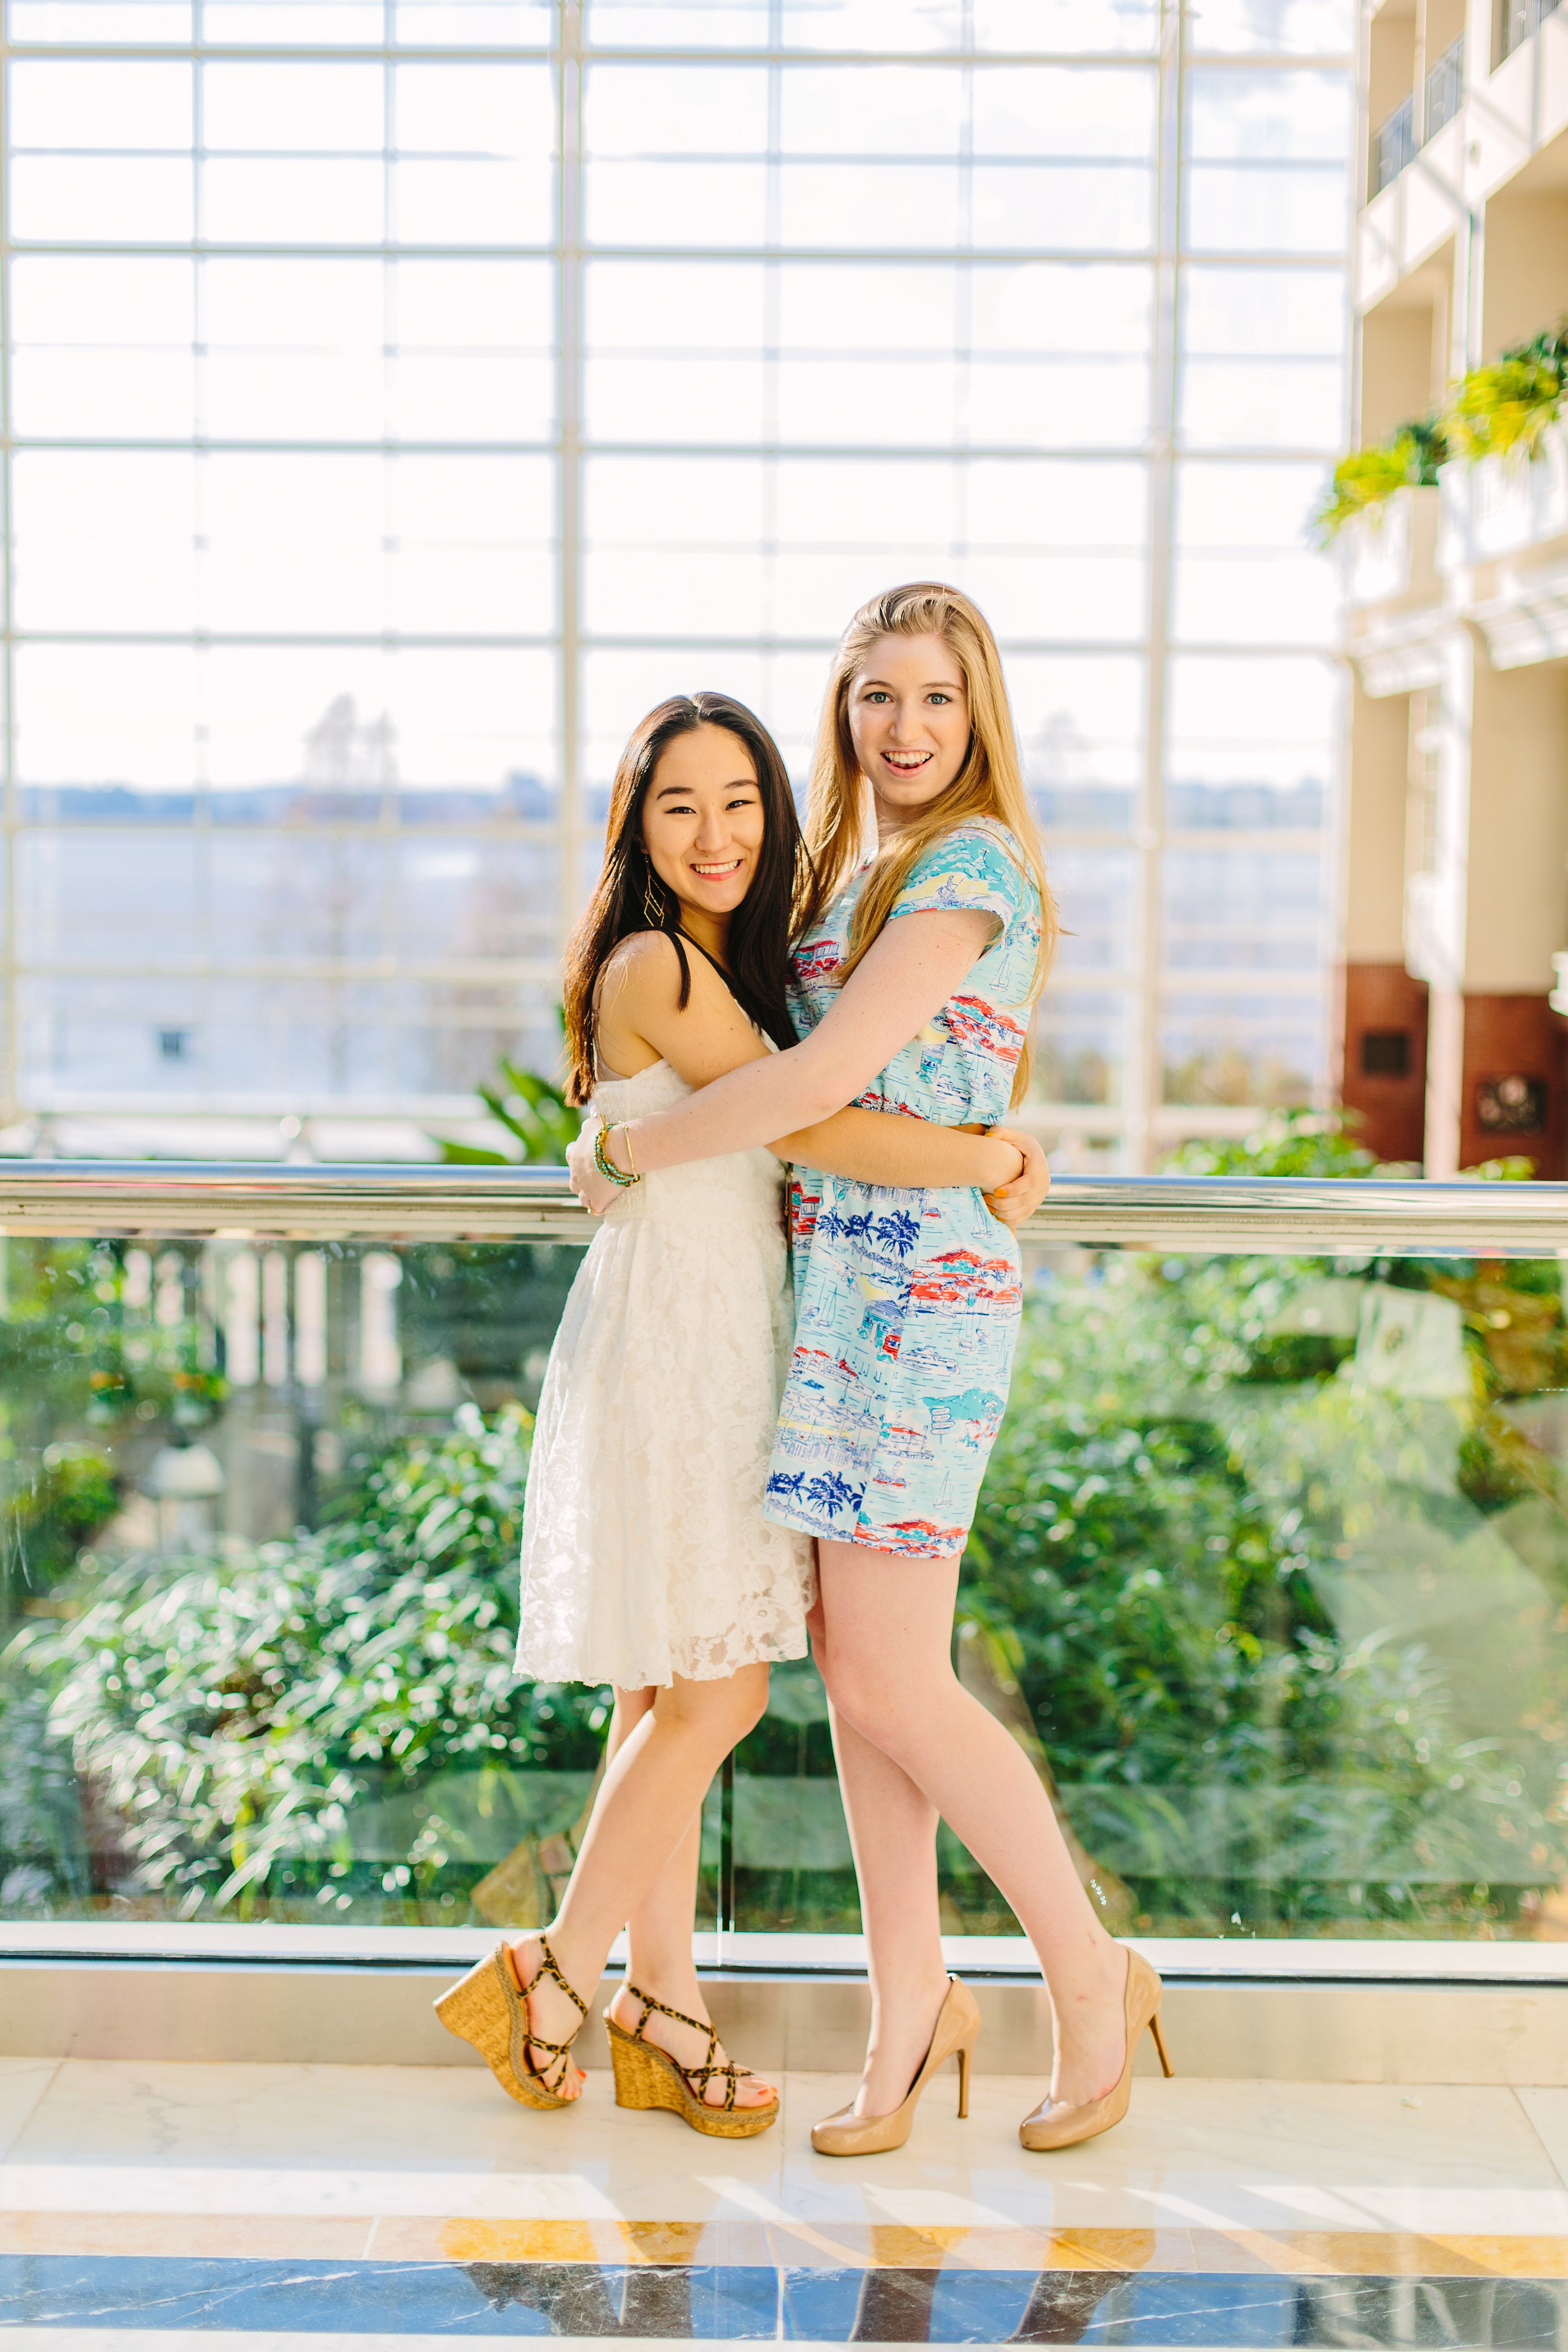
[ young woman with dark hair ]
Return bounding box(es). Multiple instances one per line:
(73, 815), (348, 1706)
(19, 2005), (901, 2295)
(435, 689), (1048, 2137)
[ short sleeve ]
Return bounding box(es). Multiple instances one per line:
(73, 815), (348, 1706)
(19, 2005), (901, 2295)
(886, 825), (1028, 940)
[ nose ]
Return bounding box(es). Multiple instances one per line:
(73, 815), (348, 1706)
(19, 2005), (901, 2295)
(693, 805), (729, 852)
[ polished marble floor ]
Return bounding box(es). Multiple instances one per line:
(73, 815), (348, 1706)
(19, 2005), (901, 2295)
(3, 2054), (1568, 2344)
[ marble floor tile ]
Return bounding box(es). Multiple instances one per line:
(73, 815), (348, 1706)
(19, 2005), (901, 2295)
(3, 2058), (792, 2220)
(0, 2211), (375, 2258)
(0, 2059), (58, 2161)
(1517, 2089), (1568, 2188)
(0, 2338), (831, 2350)
(775, 2073), (1568, 2235)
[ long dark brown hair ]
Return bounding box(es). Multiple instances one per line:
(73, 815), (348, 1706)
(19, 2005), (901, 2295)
(561, 692), (814, 1106)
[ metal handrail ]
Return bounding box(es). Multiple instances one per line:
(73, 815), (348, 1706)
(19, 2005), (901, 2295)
(1, 1162), (1566, 1255)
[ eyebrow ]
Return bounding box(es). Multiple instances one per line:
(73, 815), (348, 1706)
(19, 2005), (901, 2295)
(652, 776), (758, 796)
(859, 676), (965, 693)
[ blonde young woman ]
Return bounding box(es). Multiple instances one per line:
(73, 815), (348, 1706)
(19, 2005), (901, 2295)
(570, 587), (1172, 2156)
(436, 690), (1047, 2134)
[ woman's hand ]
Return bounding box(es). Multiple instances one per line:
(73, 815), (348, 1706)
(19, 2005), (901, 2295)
(982, 1126), (1050, 1230)
(567, 1123), (618, 1216)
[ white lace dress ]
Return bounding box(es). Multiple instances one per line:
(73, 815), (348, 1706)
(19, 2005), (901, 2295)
(516, 1058), (815, 1689)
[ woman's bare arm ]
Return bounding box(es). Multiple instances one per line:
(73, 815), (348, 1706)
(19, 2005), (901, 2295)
(775, 1106), (1018, 1192)
(582, 909), (997, 1190)
(590, 928), (1028, 1198)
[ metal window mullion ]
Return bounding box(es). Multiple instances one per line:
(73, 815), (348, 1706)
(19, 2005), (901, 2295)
(0, 22), (15, 1126)
(192, 30), (211, 1100)
(3, 238), (1352, 268)
(1127, 0), (1184, 1176)
(558, 0), (583, 977)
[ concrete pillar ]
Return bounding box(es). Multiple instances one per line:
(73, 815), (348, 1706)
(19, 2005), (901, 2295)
(1413, 635), (1568, 1176)
(1338, 673), (1429, 1162)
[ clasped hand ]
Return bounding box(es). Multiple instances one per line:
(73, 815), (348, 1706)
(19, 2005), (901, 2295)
(567, 1120), (619, 1217)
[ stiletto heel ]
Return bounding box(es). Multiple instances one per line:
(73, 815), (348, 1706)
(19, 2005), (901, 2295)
(811, 1977), (981, 2158)
(1019, 1947), (1171, 2153)
(434, 1936), (589, 2112)
(606, 1983), (778, 2139)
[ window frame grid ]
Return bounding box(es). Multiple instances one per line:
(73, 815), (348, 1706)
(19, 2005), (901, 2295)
(0, 0), (1353, 1158)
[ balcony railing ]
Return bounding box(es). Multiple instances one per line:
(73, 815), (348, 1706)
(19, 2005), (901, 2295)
(2, 1163), (1567, 1962)
(1502, 0), (1564, 64)
(1368, 36), (1466, 198)
(1371, 93), (1416, 194)
(1424, 34), (1465, 138)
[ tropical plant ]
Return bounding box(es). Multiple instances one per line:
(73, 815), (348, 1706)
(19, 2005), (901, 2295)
(1318, 316), (1568, 543)
(1443, 325), (1568, 463)
(0, 1240), (225, 1620)
(1314, 418), (1449, 541)
(431, 1056), (582, 1167)
(1160, 1105), (1380, 1180)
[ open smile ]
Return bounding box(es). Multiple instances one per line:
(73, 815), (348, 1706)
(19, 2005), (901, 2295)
(882, 750), (933, 773)
(689, 858), (745, 878)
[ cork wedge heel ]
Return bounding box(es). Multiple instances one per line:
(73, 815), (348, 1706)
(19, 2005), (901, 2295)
(433, 1938), (588, 2112)
(605, 1986), (779, 2139)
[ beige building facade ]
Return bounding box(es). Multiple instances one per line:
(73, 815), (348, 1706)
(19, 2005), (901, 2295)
(1342, 0), (1568, 1174)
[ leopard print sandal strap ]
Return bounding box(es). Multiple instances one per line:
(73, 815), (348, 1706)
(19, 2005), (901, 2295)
(625, 1982), (752, 2113)
(514, 1935), (590, 2095)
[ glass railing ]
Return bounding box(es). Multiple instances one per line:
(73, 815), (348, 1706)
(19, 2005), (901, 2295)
(1370, 94), (1415, 196)
(2, 1164), (1566, 1951)
(1423, 35), (1465, 140)
(1502, 0), (1564, 64)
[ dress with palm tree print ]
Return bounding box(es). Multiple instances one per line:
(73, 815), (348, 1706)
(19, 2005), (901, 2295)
(763, 823), (1041, 1559)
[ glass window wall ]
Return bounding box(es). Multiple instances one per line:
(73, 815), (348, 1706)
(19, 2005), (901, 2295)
(0, 0), (1349, 1159)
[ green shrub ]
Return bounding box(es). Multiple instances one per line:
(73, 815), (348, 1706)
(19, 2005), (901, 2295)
(5, 1403), (608, 1917)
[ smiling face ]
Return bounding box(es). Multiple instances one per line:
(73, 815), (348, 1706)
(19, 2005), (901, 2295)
(640, 722), (767, 953)
(846, 629), (972, 835)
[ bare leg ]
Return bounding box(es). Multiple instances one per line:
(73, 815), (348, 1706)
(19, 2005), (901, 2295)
(604, 1686), (773, 2105)
(508, 1664), (772, 2105)
(826, 1687), (953, 2118)
(813, 1542), (1127, 2112)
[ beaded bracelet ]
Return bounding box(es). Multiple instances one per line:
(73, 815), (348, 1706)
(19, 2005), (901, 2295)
(593, 1121), (640, 1188)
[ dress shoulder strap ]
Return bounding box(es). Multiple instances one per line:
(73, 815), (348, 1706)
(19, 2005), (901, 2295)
(672, 926), (787, 1051)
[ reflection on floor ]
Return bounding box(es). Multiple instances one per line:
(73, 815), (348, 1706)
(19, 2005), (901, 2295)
(4, 2056), (1568, 2343)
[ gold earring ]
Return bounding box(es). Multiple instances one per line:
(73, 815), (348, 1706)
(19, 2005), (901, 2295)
(642, 858), (666, 928)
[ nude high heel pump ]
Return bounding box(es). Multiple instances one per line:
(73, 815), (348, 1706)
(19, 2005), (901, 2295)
(810, 1977), (980, 2158)
(1018, 1946), (1172, 2152)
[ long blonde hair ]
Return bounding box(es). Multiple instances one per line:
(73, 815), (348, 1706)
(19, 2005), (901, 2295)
(798, 581), (1056, 1104)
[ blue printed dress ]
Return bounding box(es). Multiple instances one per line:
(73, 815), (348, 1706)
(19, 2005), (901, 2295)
(762, 821), (1041, 1560)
